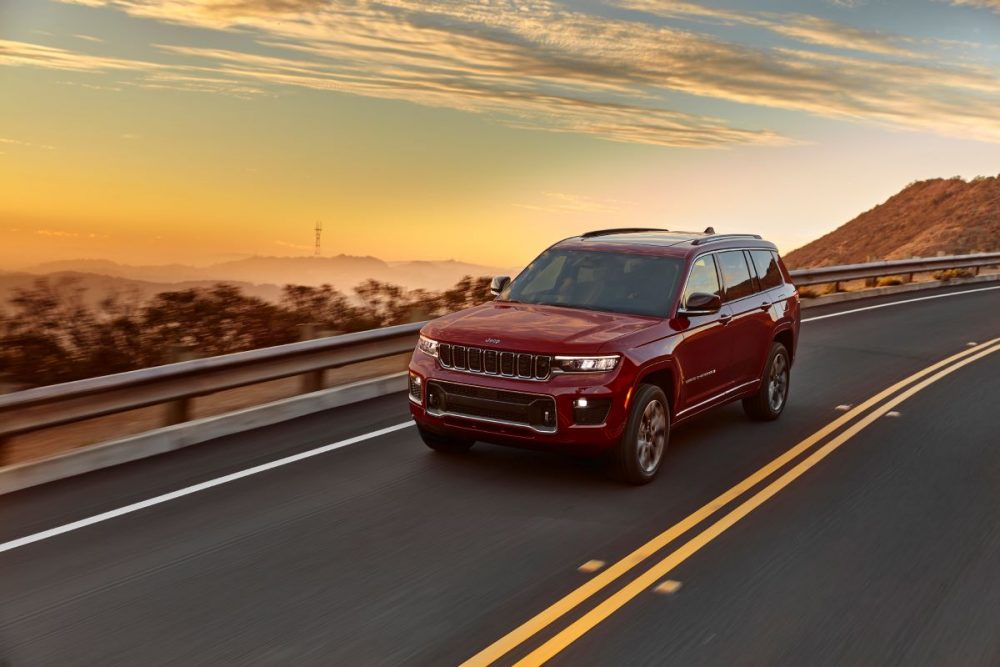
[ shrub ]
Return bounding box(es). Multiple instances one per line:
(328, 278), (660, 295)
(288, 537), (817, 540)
(876, 276), (904, 287)
(933, 268), (974, 281)
(0, 274), (495, 388)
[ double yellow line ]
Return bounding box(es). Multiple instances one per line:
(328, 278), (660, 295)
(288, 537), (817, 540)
(463, 337), (1000, 666)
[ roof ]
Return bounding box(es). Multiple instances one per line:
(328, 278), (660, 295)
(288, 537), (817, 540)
(554, 228), (776, 257)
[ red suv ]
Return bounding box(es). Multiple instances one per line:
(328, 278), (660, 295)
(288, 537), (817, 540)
(407, 228), (800, 483)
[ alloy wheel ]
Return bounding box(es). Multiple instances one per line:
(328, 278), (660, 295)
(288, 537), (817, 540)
(637, 399), (667, 474)
(768, 352), (789, 413)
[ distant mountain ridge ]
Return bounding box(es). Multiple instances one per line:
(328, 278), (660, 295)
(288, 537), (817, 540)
(785, 176), (1000, 268)
(0, 271), (285, 309)
(26, 254), (516, 292)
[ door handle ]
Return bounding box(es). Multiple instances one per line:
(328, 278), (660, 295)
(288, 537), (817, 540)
(719, 312), (733, 325)
(759, 301), (771, 311)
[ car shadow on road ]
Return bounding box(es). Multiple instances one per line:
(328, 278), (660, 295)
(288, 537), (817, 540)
(415, 403), (759, 493)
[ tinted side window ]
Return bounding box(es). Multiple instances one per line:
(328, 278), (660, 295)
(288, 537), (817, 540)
(682, 255), (720, 307)
(750, 249), (783, 290)
(717, 250), (754, 302)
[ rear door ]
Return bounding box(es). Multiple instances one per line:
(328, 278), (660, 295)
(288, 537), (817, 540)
(715, 250), (766, 386)
(673, 254), (735, 410)
(744, 249), (786, 377)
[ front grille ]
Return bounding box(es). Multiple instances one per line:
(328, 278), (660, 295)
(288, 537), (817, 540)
(426, 380), (557, 432)
(439, 344), (551, 380)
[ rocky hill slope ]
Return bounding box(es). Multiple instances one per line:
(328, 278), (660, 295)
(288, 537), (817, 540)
(785, 176), (1000, 268)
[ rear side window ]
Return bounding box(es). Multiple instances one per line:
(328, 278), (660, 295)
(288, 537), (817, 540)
(717, 250), (754, 301)
(682, 254), (721, 307)
(749, 250), (783, 290)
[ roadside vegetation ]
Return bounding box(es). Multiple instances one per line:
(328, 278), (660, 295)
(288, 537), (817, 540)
(0, 276), (492, 388)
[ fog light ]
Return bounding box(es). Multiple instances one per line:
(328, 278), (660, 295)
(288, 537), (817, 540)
(573, 398), (612, 425)
(408, 373), (423, 402)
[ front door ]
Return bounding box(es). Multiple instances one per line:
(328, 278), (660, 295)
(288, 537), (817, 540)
(673, 253), (735, 412)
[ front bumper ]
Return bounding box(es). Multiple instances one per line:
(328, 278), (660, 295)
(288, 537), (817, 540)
(407, 351), (629, 454)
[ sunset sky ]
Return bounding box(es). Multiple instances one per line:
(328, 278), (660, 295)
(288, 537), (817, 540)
(1, 0), (999, 270)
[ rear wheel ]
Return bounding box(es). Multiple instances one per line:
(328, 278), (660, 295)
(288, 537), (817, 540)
(610, 384), (669, 485)
(417, 424), (474, 454)
(743, 342), (790, 421)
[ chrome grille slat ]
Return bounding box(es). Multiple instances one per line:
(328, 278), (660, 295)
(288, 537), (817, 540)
(437, 344), (552, 381)
(516, 353), (532, 378)
(500, 352), (514, 376)
(484, 350), (498, 374)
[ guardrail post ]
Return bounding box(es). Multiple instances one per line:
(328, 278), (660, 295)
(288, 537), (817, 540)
(165, 344), (197, 426)
(299, 324), (325, 393)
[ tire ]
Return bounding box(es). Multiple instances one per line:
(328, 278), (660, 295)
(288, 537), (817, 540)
(417, 424), (474, 454)
(743, 342), (790, 422)
(610, 384), (670, 485)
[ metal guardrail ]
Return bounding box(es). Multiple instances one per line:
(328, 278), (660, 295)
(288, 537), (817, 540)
(1, 253), (997, 445)
(0, 321), (424, 440)
(788, 252), (1000, 287)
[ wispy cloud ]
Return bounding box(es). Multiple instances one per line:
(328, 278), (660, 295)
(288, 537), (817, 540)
(1, 39), (269, 98)
(516, 192), (632, 214)
(948, 0), (1000, 10)
(0, 38), (162, 73)
(36, 229), (108, 238)
(618, 0), (916, 58)
(274, 240), (313, 252)
(73, 34), (105, 43)
(8, 0), (1000, 147)
(0, 137), (55, 150)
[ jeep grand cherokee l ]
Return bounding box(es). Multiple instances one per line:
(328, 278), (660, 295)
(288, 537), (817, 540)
(407, 228), (800, 484)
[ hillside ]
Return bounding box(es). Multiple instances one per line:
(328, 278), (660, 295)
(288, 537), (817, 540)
(785, 176), (1000, 268)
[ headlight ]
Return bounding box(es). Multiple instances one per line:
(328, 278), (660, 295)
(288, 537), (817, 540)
(417, 335), (440, 358)
(553, 355), (620, 373)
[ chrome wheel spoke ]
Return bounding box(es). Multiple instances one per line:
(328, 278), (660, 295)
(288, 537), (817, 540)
(636, 399), (666, 474)
(767, 353), (788, 412)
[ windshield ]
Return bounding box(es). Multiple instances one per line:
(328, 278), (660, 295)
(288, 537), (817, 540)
(503, 248), (683, 317)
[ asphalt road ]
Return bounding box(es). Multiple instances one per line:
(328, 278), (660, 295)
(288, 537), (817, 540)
(1, 283), (998, 666)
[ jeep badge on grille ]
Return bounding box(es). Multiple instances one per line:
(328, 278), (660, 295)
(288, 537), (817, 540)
(485, 337), (501, 345)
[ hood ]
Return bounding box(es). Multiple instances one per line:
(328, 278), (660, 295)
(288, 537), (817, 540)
(422, 302), (659, 353)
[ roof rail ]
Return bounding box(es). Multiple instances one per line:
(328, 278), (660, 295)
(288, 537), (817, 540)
(691, 233), (762, 246)
(580, 227), (669, 238)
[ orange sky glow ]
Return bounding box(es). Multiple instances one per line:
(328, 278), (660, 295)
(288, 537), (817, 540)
(2, 0), (999, 270)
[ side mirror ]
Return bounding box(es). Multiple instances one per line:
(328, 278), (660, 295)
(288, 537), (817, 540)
(681, 292), (721, 315)
(490, 275), (511, 296)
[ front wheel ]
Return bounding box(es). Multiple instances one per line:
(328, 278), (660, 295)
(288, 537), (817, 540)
(743, 342), (790, 421)
(417, 424), (474, 454)
(610, 384), (670, 485)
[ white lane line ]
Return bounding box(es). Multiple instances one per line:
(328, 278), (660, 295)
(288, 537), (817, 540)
(0, 421), (414, 555)
(802, 284), (1000, 323)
